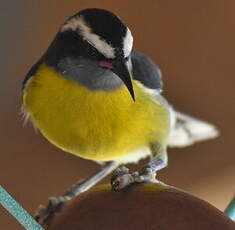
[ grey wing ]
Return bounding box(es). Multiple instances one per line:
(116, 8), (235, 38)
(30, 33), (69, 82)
(131, 50), (163, 92)
(168, 108), (219, 147)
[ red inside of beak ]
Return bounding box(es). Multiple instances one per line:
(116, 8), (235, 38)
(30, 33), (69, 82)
(99, 61), (113, 69)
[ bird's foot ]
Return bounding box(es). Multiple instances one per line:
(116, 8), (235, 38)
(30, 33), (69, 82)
(34, 195), (70, 224)
(111, 165), (156, 191)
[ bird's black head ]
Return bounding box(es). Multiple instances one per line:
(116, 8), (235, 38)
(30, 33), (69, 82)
(72, 8), (133, 58)
(44, 8), (135, 100)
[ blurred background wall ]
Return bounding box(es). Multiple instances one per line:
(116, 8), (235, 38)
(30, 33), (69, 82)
(1, 0), (234, 229)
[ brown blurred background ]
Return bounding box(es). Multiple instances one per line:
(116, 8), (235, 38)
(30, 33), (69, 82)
(1, 1), (235, 229)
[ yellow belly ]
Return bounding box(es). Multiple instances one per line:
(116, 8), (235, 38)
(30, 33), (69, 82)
(23, 64), (170, 162)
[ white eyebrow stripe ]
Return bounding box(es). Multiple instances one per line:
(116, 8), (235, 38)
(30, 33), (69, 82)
(61, 16), (115, 59)
(123, 28), (133, 57)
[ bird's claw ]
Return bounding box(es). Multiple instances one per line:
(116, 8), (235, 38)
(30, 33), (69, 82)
(111, 166), (156, 191)
(34, 195), (69, 224)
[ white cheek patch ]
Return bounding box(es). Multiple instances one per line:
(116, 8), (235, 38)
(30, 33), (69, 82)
(61, 16), (115, 59)
(123, 28), (133, 57)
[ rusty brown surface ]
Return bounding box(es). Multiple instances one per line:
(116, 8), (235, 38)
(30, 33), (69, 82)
(46, 184), (235, 230)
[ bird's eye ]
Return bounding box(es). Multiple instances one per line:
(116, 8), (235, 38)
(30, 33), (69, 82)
(87, 45), (97, 57)
(84, 41), (106, 60)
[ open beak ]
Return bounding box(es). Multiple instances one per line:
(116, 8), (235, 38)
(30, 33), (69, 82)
(99, 58), (135, 101)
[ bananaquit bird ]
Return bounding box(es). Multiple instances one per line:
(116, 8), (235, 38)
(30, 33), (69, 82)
(22, 8), (218, 223)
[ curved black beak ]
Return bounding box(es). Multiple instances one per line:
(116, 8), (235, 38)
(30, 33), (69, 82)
(111, 58), (135, 101)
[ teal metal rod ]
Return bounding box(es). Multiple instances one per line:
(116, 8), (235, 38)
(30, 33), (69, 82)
(0, 186), (44, 230)
(225, 196), (235, 220)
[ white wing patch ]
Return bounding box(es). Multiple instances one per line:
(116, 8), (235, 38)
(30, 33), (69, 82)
(168, 110), (219, 147)
(61, 16), (115, 59)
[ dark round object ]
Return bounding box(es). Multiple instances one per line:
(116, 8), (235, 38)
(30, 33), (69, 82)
(45, 183), (235, 230)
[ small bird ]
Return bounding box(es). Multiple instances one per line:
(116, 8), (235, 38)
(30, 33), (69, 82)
(22, 8), (218, 223)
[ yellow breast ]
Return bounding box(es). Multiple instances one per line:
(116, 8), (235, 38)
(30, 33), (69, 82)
(23, 64), (170, 162)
